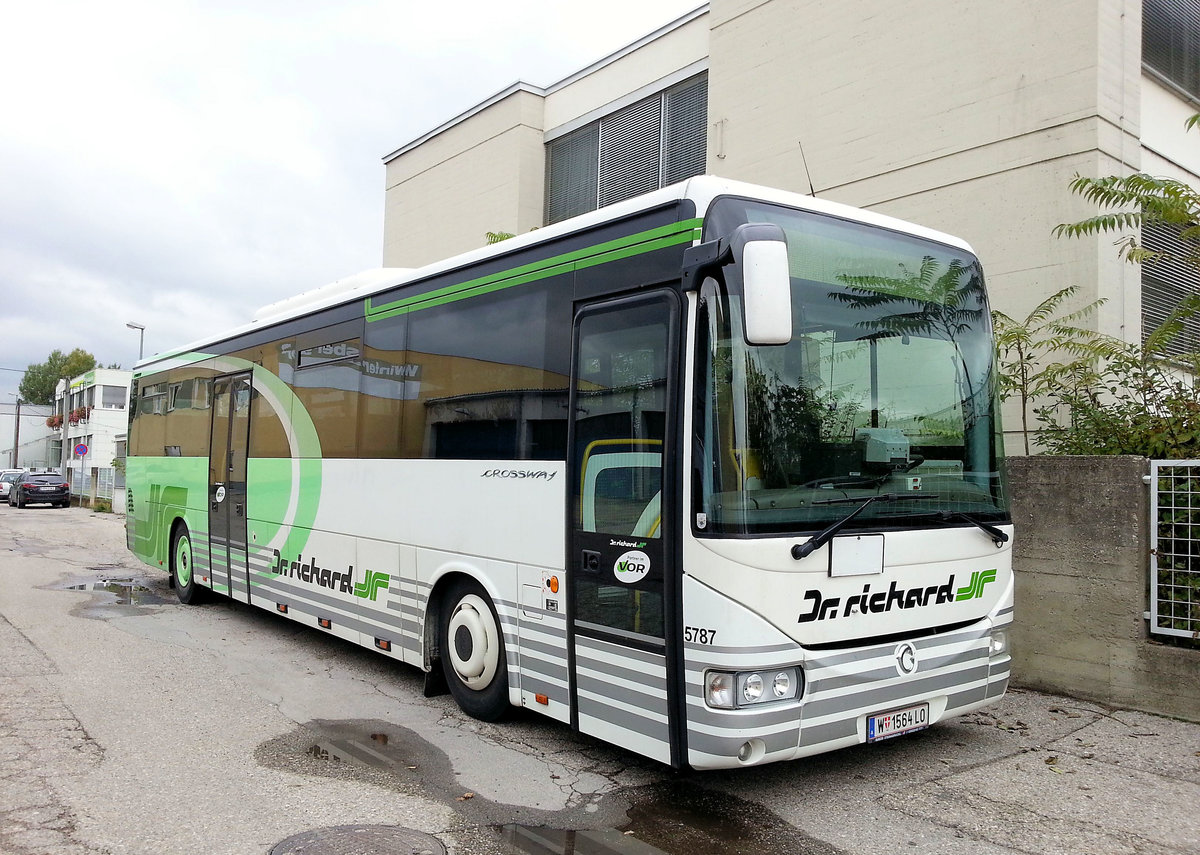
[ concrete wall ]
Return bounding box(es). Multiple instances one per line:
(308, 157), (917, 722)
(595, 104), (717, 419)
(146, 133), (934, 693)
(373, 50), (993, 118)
(383, 88), (547, 267)
(1007, 455), (1200, 722)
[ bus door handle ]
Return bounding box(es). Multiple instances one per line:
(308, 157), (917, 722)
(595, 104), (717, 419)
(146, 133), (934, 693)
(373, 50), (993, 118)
(235, 502), (244, 517)
(581, 550), (601, 572)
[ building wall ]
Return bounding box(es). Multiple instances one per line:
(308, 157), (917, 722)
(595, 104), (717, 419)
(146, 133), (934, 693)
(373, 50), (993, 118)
(1141, 75), (1200, 180)
(707, 0), (1141, 340)
(5, 430), (56, 470)
(542, 11), (709, 135)
(2, 411), (54, 469)
(383, 88), (547, 267)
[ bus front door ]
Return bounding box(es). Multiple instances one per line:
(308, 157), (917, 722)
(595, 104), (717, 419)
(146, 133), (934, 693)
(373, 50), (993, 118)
(567, 291), (682, 767)
(209, 372), (252, 601)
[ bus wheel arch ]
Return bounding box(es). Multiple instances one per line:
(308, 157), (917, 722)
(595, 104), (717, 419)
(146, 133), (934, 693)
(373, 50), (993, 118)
(434, 573), (510, 721)
(169, 519), (206, 605)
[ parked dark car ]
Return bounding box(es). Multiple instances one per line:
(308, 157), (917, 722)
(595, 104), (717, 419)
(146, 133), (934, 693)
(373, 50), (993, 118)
(8, 472), (70, 508)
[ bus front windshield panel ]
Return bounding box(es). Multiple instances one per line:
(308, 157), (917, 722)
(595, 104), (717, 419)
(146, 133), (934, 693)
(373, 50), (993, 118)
(697, 200), (1008, 536)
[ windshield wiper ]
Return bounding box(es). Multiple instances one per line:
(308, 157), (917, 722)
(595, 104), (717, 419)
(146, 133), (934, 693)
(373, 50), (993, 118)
(876, 509), (1010, 547)
(790, 493), (936, 560)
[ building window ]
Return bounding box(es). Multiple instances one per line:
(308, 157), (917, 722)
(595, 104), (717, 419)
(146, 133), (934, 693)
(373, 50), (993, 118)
(101, 385), (126, 409)
(546, 125), (601, 224)
(114, 439), (126, 489)
(1144, 0), (1200, 101)
(544, 74), (708, 225)
(1142, 220), (1200, 357)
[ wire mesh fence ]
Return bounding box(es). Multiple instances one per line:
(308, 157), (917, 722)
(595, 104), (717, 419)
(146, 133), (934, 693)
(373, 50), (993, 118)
(1150, 460), (1200, 639)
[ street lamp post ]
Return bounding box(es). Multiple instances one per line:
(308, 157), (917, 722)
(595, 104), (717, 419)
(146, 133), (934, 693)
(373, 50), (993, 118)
(126, 322), (145, 361)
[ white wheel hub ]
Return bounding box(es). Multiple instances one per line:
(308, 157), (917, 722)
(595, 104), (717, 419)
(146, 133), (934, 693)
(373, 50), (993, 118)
(447, 593), (499, 690)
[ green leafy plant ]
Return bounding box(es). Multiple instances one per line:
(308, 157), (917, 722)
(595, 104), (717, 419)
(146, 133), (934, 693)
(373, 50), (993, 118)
(1033, 295), (1200, 458)
(991, 286), (1106, 455)
(1053, 174), (1200, 266)
(1037, 110), (1200, 459)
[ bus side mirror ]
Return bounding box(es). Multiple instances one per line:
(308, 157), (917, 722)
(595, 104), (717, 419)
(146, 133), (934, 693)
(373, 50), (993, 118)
(731, 223), (792, 345)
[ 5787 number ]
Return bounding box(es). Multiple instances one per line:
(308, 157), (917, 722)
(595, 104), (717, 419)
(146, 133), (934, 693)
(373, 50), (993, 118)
(684, 626), (717, 644)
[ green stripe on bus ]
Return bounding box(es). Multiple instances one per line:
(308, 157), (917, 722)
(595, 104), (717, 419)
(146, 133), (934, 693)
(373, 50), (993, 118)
(365, 218), (702, 322)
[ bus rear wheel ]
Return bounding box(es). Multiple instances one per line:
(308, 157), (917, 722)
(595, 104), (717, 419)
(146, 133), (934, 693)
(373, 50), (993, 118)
(171, 523), (206, 605)
(440, 578), (509, 721)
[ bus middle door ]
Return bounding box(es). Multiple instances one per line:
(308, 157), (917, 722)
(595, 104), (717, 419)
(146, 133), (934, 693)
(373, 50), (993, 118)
(567, 291), (683, 767)
(209, 372), (252, 601)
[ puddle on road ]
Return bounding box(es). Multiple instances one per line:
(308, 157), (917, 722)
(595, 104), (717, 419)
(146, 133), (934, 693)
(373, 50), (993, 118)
(290, 720), (835, 855)
(53, 574), (170, 608)
(498, 826), (666, 855)
(306, 731), (409, 772)
(497, 780), (838, 855)
(64, 578), (167, 606)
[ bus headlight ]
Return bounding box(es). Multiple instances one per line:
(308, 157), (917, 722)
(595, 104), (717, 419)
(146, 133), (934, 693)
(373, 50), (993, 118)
(705, 672), (735, 708)
(743, 673), (764, 703)
(989, 628), (1009, 657)
(705, 667), (803, 709)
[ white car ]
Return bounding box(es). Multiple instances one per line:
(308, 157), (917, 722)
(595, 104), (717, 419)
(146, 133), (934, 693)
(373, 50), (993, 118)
(0, 469), (25, 502)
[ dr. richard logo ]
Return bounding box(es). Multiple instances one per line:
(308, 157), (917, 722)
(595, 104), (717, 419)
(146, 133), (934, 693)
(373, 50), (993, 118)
(270, 550), (389, 601)
(798, 570), (997, 623)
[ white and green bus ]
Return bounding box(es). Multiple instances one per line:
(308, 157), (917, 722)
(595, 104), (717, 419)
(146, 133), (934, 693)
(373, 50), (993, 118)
(126, 177), (1012, 770)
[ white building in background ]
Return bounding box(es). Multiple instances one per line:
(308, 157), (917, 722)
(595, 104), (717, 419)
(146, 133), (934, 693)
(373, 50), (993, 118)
(1, 404), (55, 470)
(54, 368), (131, 510)
(382, 0), (1200, 453)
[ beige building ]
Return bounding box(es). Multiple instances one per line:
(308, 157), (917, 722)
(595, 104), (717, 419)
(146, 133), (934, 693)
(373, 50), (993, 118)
(383, 0), (1200, 448)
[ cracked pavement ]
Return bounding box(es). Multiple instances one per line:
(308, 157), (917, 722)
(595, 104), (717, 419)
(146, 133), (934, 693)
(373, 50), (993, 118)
(2, 507), (1199, 855)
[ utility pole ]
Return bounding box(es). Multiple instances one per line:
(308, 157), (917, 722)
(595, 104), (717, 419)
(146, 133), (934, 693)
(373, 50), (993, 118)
(57, 379), (70, 481)
(10, 399), (20, 468)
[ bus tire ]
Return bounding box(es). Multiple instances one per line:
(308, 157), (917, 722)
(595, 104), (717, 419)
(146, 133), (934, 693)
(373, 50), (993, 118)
(439, 578), (509, 722)
(171, 523), (206, 605)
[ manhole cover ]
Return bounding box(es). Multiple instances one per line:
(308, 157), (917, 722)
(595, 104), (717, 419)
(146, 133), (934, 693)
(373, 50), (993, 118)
(270, 825), (445, 855)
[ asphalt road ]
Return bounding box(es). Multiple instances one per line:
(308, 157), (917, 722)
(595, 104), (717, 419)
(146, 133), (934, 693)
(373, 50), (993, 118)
(1, 506), (1198, 855)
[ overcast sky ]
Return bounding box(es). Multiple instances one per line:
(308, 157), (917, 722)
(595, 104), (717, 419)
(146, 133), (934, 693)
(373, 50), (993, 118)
(0, 0), (703, 431)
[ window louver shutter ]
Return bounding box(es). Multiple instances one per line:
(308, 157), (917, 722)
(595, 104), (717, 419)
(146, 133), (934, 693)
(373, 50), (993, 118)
(663, 76), (708, 185)
(1143, 0), (1200, 99)
(1142, 220), (1200, 357)
(545, 125), (599, 225)
(544, 73), (708, 223)
(598, 97), (662, 207)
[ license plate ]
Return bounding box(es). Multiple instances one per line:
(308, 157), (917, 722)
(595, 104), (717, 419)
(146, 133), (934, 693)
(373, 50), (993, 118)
(38, 487), (56, 492)
(867, 703), (929, 742)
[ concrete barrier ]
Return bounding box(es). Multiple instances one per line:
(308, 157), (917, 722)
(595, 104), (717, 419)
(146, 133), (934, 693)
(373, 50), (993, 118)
(1007, 455), (1200, 721)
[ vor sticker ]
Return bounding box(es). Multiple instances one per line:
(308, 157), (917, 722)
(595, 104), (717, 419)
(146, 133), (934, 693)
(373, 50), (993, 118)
(613, 550), (650, 584)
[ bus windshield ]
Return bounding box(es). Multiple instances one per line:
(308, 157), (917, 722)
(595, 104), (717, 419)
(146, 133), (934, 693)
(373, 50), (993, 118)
(696, 200), (1007, 536)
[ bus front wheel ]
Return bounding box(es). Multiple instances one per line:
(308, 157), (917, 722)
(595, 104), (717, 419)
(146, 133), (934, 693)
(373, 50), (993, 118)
(171, 524), (206, 605)
(440, 578), (509, 721)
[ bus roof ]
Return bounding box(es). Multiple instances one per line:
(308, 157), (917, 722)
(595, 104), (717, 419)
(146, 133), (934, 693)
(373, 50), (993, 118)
(134, 176), (975, 373)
